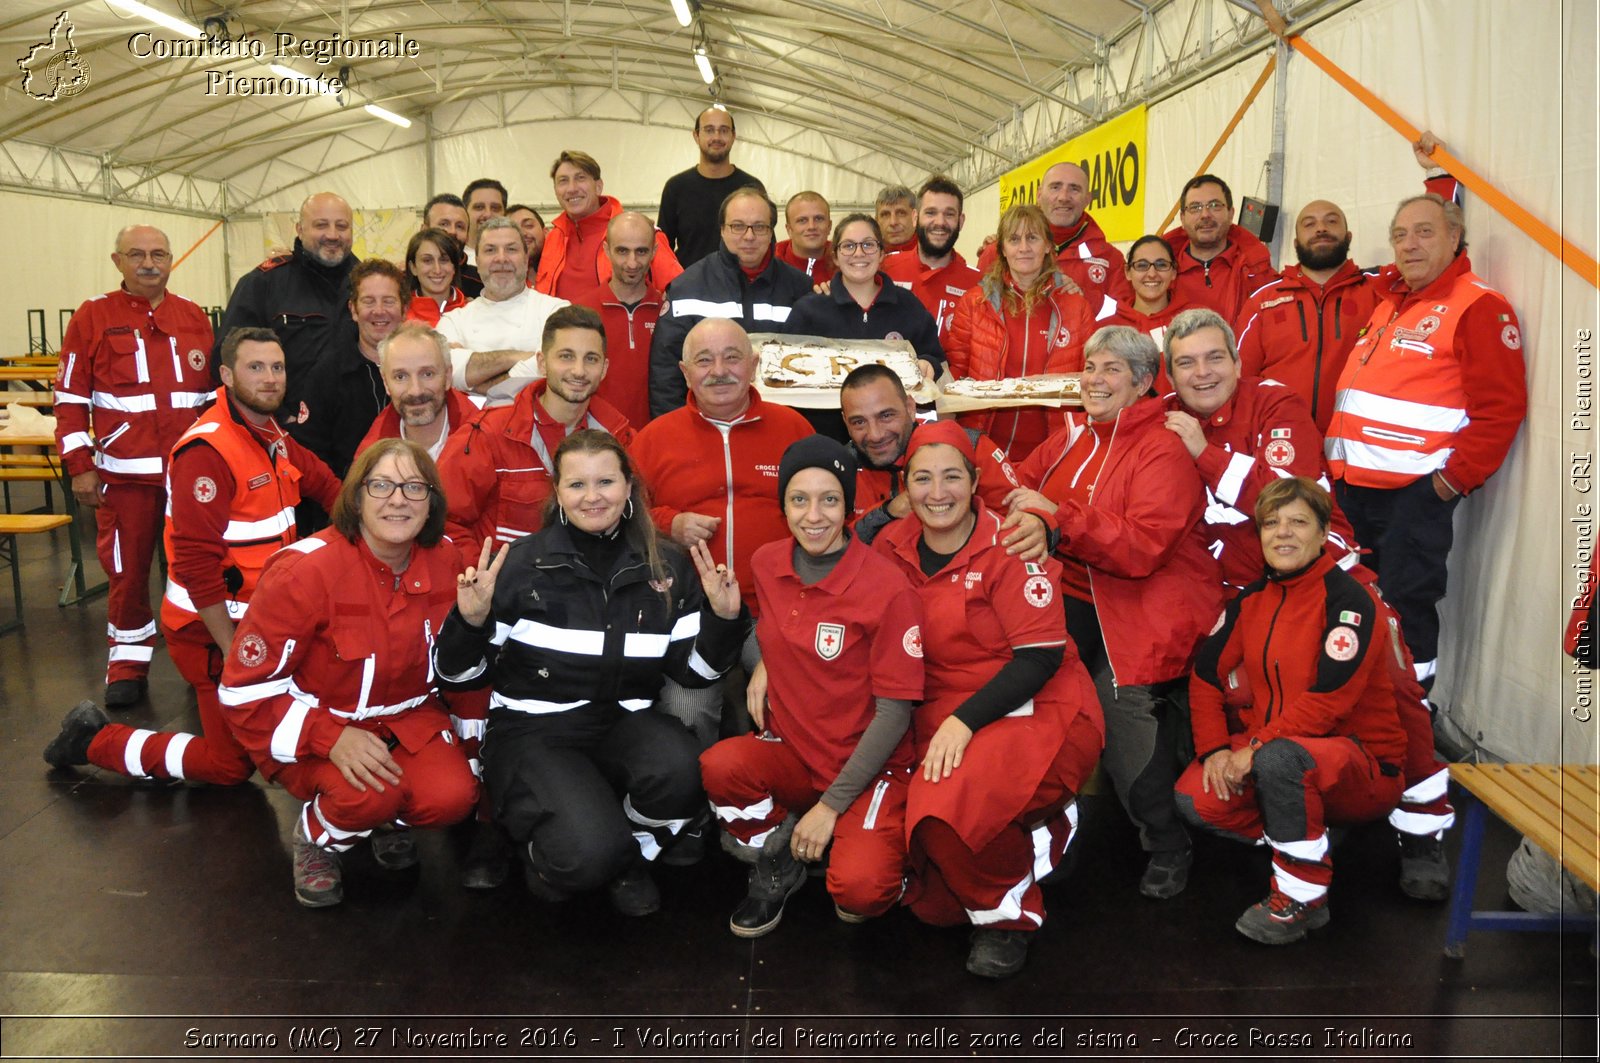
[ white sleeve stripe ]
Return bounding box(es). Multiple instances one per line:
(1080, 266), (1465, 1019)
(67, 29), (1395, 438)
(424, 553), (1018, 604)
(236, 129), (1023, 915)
(269, 701), (313, 763)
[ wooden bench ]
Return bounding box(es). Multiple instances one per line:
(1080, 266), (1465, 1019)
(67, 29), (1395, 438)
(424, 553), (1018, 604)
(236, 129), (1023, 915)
(1445, 763), (1599, 957)
(0, 513), (73, 635)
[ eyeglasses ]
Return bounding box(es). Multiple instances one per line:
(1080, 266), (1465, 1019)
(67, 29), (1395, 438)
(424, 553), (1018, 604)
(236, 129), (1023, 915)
(1130, 259), (1174, 273)
(724, 221), (772, 237)
(363, 478), (431, 501)
(1182, 199), (1229, 216)
(118, 249), (172, 264)
(837, 239), (882, 256)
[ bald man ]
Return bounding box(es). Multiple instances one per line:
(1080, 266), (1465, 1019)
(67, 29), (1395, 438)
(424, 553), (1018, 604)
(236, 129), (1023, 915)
(595, 211), (667, 426)
(214, 191), (358, 423)
(55, 225), (215, 707)
(977, 161), (1132, 307)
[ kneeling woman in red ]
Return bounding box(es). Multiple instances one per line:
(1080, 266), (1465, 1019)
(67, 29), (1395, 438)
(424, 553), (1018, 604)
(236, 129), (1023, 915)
(701, 436), (925, 938)
(1176, 477), (1407, 945)
(218, 438), (479, 907)
(875, 421), (1103, 979)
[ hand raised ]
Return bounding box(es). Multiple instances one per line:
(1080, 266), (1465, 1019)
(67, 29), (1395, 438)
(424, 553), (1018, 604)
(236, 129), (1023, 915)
(689, 539), (742, 620)
(457, 538), (510, 627)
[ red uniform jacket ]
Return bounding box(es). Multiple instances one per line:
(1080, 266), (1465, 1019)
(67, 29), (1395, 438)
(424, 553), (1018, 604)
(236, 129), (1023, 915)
(1164, 379), (1362, 590)
(437, 380), (635, 561)
(595, 286), (663, 429)
(851, 428), (1022, 525)
(774, 240), (836, 285)
(355, 388), (480, 458)
(882, 249), (982, 341)
(1163, 223), (1278, 323)
(55, 287), (214, 484)
(1326, 254), (1526, 495)
(753, 536), (923, 791)
(1018, 398), (1221, 686)
(534, 196), (683, 297)
(217, 531), (467, 783)
(978, 212), (1134, 307)
(876, 503), (1103, 849)
(404, 287), (468, 327)
(1190, 552), (1406, 767)
(631, 388), (813, 612)
(1234, 261), (1381, 432)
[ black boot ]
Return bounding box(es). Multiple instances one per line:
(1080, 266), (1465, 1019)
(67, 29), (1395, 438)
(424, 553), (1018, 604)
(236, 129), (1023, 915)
(44, 701), (108, 768)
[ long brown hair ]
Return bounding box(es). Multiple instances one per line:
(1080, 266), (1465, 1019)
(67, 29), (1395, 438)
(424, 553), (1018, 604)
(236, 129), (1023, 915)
(331, 437), (447, 547)
(543, 430), (672, 600)
(982, 202), (1062, 315)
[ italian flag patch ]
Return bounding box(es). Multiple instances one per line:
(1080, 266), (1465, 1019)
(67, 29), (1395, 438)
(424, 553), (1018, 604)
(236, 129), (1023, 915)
(1270, 428), (1291, 439)
(1339, 610), (1362, 625)
(1025, 562), (1046, 575)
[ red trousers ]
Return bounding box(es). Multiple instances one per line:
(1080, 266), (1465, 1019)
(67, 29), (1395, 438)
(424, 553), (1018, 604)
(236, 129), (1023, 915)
(1175, 734), (1404, 903)
(906, 709), (1101, 932)
(701, 734), (908, 917)
(94, 482), (165, 683)
(86, 622), (254, 785)
(277, 728), (478, 852)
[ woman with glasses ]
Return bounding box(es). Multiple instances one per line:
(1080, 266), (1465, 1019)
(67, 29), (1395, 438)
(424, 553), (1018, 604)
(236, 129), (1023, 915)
(216, 438), (480, 907)
(786, 214), (945, 383)
(433, 430), (748, 916)
(403, 228), (467, 327)
(946, 203), (1096, 463)
(1094, 234), (1191, 394)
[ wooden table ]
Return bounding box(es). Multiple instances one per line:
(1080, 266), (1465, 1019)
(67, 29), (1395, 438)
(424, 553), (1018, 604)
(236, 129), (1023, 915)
(0, 433), (105, 606)
(1444, 763), (1599, 957)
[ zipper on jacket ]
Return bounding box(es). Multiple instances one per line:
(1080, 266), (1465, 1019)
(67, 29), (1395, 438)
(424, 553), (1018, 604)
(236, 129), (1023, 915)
(1260, 583), (1288, 725)
(1084, 410), (1122, 692)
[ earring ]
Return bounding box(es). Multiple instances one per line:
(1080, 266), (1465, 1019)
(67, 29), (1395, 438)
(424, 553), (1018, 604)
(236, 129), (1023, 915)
(624, 497), (635, 520)
(558, 506), (568, 526)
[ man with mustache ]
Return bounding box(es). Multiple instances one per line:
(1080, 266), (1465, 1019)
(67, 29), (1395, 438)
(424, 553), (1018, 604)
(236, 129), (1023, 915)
(356, 323), (479, 463)
(438, 303), (634, 564)
(1235, 134), (1463, 431)
(1162, 174), (1277, 322)
(54, 224), (214, 708)
(658, 107), (764, 267)
(436, 217), (569, 402)
(45, 328), (341, 786)
(883, 175), (983, 341)
(214, 192), (358, 423)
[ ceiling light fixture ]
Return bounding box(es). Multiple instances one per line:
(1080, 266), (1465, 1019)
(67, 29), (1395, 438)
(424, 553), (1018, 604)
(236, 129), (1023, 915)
(363, 103), (412, 128)
(669, 0), (693, 28)
(105, 0), (202, 38)
(694, 47), (715, 85)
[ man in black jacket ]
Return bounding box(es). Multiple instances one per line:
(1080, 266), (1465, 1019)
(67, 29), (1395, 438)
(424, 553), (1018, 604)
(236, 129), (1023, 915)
(213, 192), (357, 423)
(648, 188), (810, 417)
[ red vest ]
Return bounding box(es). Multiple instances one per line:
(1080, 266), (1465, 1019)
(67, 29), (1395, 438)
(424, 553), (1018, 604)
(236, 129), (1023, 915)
(161, 389), (302, 630)
(1326, 268), (1492, 488)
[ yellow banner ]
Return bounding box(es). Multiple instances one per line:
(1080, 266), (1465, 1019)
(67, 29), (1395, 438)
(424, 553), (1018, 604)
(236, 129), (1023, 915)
(997, 105), (1148, 243)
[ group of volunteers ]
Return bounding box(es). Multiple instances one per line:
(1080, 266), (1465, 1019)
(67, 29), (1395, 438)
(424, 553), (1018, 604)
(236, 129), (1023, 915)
(39, 106), (1528, 980)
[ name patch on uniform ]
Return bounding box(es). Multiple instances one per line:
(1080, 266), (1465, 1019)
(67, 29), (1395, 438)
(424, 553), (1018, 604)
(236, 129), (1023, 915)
(1023, 575), (1054, 608)
(247, 473), (272, 490)
(1259, 295), (1295, 311)
(815, 623), (845, 660)
(1325, 625), (1360, 661)
(902, 625), (923, 658)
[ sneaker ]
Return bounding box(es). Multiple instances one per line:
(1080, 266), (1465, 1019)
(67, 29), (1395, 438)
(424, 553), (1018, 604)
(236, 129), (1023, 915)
(1397, 832), (1451, 902)
(607, 863), (661, 917)
(43, 701), (109, 768)
(1139, 847), (1193, 899)
(460, 821), (511, 890)
(834, 904), (868, 924)
(730, 849), (806, 938)
(104, 679), (147, 710)
(370, 825), (418, 871)
(1235, 890), (1330, 944)
(292, 823), (343, 908)
(966, 928), (1031, 979)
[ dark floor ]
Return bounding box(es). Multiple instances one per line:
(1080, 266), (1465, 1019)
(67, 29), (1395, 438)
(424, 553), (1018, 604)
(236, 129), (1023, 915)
(1, 481), (1596, 1062)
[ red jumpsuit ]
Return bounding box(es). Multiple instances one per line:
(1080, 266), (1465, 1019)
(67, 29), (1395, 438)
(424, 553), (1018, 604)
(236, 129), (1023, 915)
(1178, 553), (1407, 907)
(85, 393), (340, 785)
(882, 249), (982, 342)
(877, 504), (1104, 933)
(54, 286), (214, 684)
(700, 537), (924, 916)
(218, 530), (479, 850)
(594, 286), (663, 429)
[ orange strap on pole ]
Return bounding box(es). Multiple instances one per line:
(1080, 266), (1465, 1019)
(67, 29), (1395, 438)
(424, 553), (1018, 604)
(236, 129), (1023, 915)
(1283, 32), (1598, 291)
(171, 219), (224, 273)
(1157, 53), (1277, 234)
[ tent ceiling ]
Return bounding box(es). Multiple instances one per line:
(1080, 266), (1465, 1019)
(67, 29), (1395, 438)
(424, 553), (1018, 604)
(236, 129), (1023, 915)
(2, 0), (1158, 210)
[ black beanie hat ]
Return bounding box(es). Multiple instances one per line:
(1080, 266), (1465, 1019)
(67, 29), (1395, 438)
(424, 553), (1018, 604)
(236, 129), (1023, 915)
(777, 434), (858, 515)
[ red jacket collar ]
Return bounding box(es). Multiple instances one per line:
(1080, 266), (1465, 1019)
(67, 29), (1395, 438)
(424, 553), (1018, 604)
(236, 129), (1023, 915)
(1384, 251), (1474, 307)
(879, 498), (1007, 575)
